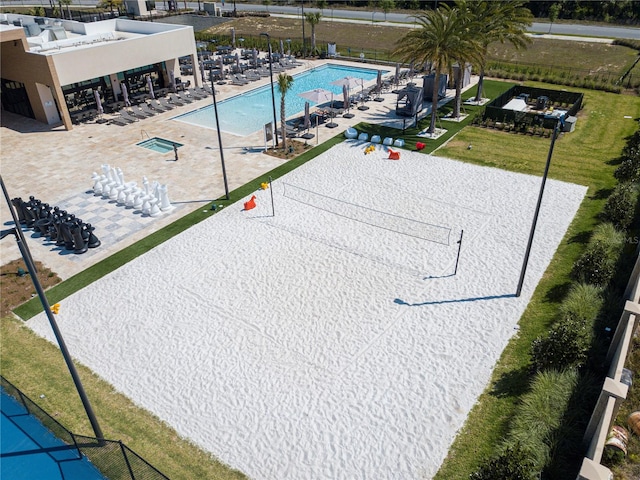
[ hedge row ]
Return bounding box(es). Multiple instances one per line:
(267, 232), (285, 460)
(471, 125), (640, 478)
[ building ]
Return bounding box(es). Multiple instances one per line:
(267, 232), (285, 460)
(0, 13), (199, 130)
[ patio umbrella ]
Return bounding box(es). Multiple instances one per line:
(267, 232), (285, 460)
(394, 63), (400, 87)
(235, 52), (240, 69)
(200, 60), (206, 84)
(122, 83), (131, 107)
(252, 48), (258, 67)
(376, 70), (382, 98)
(169, 70), (176, 93)
(303, 101), (311, 130)
(218, 56), (225, 80)
(342, 84), (349, 112)
(279, 39), (284, 56)
(146, 75), (155, 99)
(94, 89), (103, 116)
(331, 76), (364, 91)
(298, 88), (333, 106)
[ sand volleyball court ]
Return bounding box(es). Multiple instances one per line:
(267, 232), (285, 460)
(27, 141), (587, 479)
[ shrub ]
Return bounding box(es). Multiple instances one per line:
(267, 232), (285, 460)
(571, 223), (624, 287)
(571, 241), (616, 287)
(560, 283), (603, 323)
(531, 317), (592, 372)
(614, 130), (640, 183)
(506, 369), (580, 473)
(469, 443), (536, 480)
(602, 182), (639, 230)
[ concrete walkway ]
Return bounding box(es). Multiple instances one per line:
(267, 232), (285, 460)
(1, 58), (470, 280)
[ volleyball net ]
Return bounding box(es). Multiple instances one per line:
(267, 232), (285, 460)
(282, 182), (452, 246)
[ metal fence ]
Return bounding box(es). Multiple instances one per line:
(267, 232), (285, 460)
(1, 376), (169, 480)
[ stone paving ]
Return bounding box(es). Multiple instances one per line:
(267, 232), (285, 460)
(1, 58), (468, 280)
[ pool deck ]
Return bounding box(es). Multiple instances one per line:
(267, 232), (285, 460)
(1, 58), (473, 281)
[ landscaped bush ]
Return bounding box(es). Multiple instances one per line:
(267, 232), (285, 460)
(571, 223), (625, 287)
(469, 442), (535, 480)
(559, 283), (604, 323)
(602, 182), (639, 230)
(614, 130), (640, 183)
(531, 316), (593, 372)
(505, 369), (580, 474)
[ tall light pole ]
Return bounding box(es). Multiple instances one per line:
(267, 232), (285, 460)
(515, 115), (564, 297)
(301, 0), (306, 58)
(1, 175), (104, 442)
(260, 32), (279, 147)
(209, 73), (230, 199)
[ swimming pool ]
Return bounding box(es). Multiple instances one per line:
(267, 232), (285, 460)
(173, 63), (387, 136)
(137, 137), (183, 154)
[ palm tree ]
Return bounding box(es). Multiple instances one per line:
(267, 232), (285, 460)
(305, 12), (322, 55)
(393, 6), (465, 134)
(276, 72), (294, 152)
(456, 0), (532, 103)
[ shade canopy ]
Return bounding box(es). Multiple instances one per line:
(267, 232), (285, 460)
(298, 88), (333, 105)
(330, 76), (364, 90)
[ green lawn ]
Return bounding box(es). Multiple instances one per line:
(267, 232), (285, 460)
(433, 86), (640, 478)
(3, 83), (639, 479)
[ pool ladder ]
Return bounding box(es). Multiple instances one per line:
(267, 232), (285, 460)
(141, 129), (150, 140)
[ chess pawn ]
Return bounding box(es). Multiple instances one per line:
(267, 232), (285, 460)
(11, 198), (27, 224)
(141, 197), (152, 216)
(91, 172), (102, 195)
(117, 186), (129, 205)
(101, 177), (114, 199)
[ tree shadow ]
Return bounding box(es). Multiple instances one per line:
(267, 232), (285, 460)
(545, 281), (572, 304)
(490, 365), (531, 399)
(567, 230), (592, 245)
(592, 187), (614, 200)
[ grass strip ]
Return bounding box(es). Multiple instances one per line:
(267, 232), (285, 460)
(434, 87), (640, 478)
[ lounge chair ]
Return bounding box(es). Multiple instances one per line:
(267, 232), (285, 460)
(118, 110), (139, 123)
(191, 87), (210, 98)
(158, 98), (176, 110)
(149, 99), (171, 112)
(127, 108), (148, 120)
(109, 117), (130, 126)
(138, 104), (157, 116)
(202, 84), (214, 94)
(230, 74), (248, 86)
(186, 89), (207, 100)
(168, 94), (185, 106)
(176, 91), (194, 103)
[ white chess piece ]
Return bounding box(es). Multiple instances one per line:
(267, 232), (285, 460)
(159, 184), (173, 211)
(132, 192), (145, 210)
(141, 197), (151, 216)
(149, 198), (161, 217)
(125, 186), (139, 208)
(92, 173), (103, 195)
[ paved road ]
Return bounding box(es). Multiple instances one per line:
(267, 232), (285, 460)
(4, 0), (640, 39)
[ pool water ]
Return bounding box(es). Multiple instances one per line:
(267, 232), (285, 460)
(173, 63), (387, 136)
(137, 137), (183, 154)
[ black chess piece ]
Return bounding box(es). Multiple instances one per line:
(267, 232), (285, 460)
(11, 198), (27, 225)
(82, 223), (101, 249)
(71, 224), (88, 254)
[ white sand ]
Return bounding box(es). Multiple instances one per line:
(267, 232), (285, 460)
(27, 142), (587, 479)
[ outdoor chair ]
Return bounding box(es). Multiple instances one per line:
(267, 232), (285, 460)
(149, 99), (170, 112)
(138, 104), (157, 117)
(118, 110), (139, 123)
(157, 98), (175, 110)
(168, 94), (185, 106)
(176, 91), (194, 103)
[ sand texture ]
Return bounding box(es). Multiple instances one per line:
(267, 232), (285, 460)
(27, 142), (587, 479)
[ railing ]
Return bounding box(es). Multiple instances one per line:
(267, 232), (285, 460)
(1, 376), (169, 480)
(577, 252), (640, 479)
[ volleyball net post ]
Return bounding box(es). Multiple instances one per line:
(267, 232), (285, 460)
(269, 176), (275, 217)
(454, 229), (464, 276)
